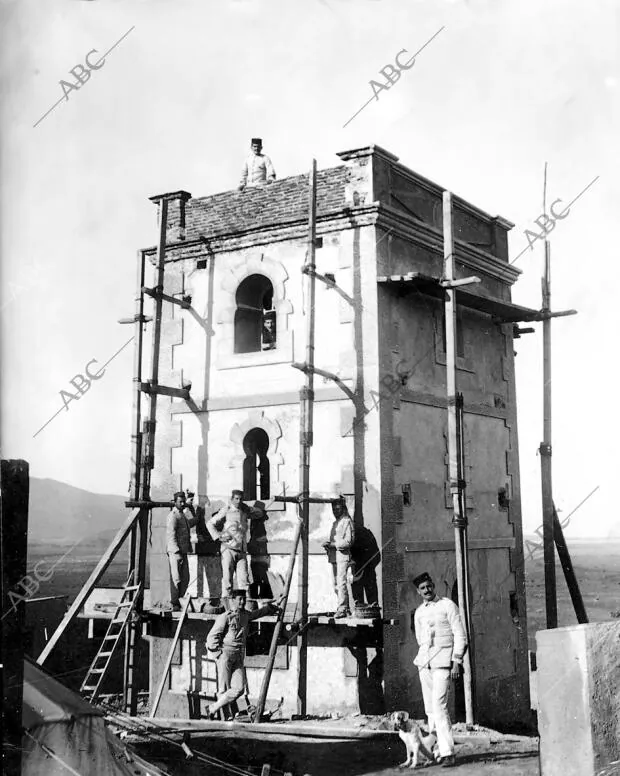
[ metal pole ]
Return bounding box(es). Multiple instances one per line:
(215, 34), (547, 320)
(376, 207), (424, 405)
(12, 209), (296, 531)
(296, 160), (317, 717)
(443, 191), (474, 726)
(540, 240), (557, 629)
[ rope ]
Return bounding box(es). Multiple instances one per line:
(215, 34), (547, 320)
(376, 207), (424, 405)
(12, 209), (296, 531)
(97, 701), (258, 776)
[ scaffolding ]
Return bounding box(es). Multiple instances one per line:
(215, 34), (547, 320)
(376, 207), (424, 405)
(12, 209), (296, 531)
(36, 158), (589, 724)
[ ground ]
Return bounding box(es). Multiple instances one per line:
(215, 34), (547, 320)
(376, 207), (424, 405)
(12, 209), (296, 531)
(25, 539), (620, 774)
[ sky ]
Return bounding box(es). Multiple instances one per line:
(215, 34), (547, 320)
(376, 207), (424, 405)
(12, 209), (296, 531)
(0, 0), (618, 538)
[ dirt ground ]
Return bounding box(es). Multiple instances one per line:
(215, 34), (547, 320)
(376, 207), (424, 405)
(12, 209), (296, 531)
(129, 721), (540, 776)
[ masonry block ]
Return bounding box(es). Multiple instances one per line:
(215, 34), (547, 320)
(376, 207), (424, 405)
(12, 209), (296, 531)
(537, 621), (620, 776)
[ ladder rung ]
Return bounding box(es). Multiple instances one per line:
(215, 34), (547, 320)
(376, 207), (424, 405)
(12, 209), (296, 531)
(98, 651), (113, 658)
(90, 668), (105, 674)
(118, 601), (134, 607)
(82, 685), (96, 691)
(104, 634), (120, 640)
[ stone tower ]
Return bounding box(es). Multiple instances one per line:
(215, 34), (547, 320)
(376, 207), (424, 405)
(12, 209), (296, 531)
(143, 144), (531, 726)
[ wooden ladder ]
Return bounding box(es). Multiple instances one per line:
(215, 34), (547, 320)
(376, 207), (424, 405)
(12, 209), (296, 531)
(80, 580), (143, 703)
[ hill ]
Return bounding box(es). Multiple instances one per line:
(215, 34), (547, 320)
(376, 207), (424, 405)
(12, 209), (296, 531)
(27, 477), (128, 546)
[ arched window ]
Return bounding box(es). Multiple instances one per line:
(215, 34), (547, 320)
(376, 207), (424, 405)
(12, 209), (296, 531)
(234, 274), (276, 354)
(242, 428), (271, 500)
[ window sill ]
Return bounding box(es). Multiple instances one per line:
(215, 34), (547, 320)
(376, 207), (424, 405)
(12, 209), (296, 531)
(217, 331), (294, 370)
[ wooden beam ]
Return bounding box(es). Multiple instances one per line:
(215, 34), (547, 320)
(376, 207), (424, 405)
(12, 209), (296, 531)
(443, 191), (475, 726)
(142, 287), (192, 310)
(37, 508), (142, 664)
(296, 160), (317, 718)
(540, 240), (557, 629)
(150, 596), (192, 718)
(140, 382), (190, 400)
(553, 504), (588, 624)
(404, 538), (516, 552)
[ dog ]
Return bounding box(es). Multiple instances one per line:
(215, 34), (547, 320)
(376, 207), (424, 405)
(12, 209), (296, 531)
(391, 711), (437, 769)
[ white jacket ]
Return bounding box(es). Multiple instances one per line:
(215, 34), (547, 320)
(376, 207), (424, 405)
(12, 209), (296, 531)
(240, 152), (276, 187)
(413, 596), (467, 669)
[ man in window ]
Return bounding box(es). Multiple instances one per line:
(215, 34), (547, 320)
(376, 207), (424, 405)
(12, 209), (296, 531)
(412, 571), (467, 768)
(261, 311), (276, 350)
(238, 138), (276, 190)
(322, 498), (355, 619)
(166, 491), (200, 611)
(207, 490), (267, 603)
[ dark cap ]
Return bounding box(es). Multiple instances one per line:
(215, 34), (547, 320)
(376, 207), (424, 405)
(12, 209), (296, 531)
(173, 491), (185, 501)
(186, 490), (195, 498)
(251, 138), (262, 145)
(412, 572), (433, 587)
(230, 589), (247, 598)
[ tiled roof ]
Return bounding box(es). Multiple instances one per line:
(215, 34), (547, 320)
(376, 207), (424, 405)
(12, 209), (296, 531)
(186, 165), (349, 240)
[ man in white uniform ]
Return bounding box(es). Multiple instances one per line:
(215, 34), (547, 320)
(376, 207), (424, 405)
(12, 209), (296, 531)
(412, 571), (467, 768)
(238, 138), (276, 189)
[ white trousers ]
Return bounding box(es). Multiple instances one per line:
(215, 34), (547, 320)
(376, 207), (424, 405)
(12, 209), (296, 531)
(418, 666), (454, 757)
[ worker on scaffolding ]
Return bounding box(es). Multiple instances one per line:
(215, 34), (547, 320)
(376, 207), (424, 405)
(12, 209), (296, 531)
(206, 490), (267, 603)
(412, 571), (467, 768)
(206, 588), (280, 718)
(238, 138), (276, 190)
(166, 491), (200, 611)
(322, 498), (355, 619)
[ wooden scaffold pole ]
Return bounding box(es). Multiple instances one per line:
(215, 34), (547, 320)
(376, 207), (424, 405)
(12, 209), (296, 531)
(124, 195), (170, 714)
(296, 159), (317, 717)
(442, 191), (475, 726)
(540, 238), (558, 629)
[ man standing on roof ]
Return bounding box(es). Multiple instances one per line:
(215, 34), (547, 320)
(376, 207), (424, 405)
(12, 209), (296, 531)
(412, 571), (467, 768)
(166, 491), (200, 611)
(238, 138), (276, 190)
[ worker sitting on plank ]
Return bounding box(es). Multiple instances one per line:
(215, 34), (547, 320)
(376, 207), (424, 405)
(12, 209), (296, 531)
(206, 588), (281, 718)
(322, 497), (355, 619)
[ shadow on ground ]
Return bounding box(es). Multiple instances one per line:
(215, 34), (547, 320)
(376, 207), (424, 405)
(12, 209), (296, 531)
(134, 734), (540, 776)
